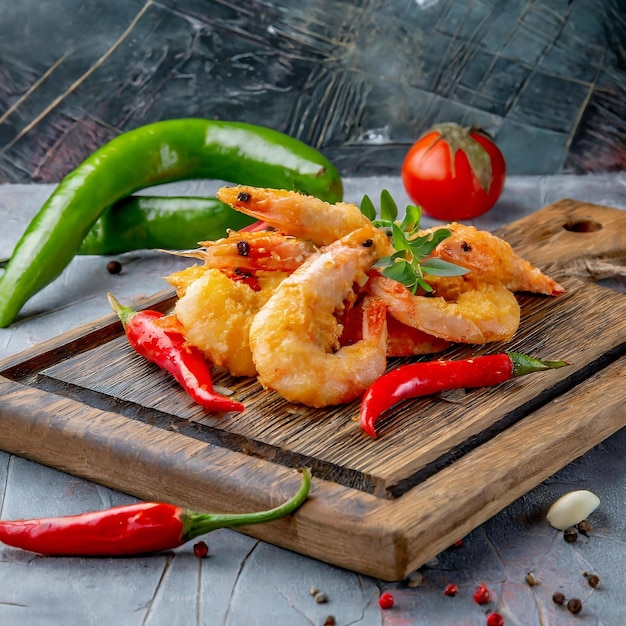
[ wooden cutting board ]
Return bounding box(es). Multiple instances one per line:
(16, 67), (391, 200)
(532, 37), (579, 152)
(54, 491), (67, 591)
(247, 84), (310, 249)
(1, 199), (625, 581)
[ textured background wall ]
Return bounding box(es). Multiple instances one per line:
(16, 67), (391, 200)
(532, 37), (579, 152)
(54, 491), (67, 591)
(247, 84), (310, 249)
(1, 0), (625, 184)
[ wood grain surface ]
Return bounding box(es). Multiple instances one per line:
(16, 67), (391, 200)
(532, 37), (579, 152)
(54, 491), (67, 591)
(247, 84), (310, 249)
(1, 199), (625, 580)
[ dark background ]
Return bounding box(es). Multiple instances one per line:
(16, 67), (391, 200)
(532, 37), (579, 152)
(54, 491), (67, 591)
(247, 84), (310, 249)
(1, 0), (625, 184)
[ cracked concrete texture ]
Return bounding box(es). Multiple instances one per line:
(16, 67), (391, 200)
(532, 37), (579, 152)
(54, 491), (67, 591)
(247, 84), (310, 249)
(1, 0), (625, 183)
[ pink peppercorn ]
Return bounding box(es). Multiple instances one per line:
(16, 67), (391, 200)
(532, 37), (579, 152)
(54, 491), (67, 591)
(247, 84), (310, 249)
(444, 583), (459, 596)
(473, 583), (491, 604)
(193, 541), (209, 558)
(486, 612), (504, 626)
(378, 592), (394, 609)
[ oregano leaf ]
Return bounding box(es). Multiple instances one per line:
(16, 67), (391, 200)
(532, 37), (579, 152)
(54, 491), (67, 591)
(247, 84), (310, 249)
(380, 189), (398, 222)
(400, 204), (421, 232)
(360, 194), (377, 221)
(420, 258), (469, 276)
(360, 189), (468, 292)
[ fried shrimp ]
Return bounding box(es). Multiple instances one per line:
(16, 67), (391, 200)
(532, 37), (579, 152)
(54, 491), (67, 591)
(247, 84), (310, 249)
(423, 223), (565, 296)
(168, 230), (319, 274)
(217, 185), (394, 250)
(249, 227), (389, 407)
(364, 222), (562, 345)
(173, 269), (286, 377)
(367, 273), (520, 344)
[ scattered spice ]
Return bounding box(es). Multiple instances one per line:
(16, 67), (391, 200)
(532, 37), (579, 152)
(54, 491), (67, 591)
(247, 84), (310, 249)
(486, 613), (504, 626)
(473, 583), (491, 605)
(583, 572), (600, 588)
(444, 583), (459, 597)
(563, 527), (578, 543)
(567, 598), (583, 614)
(310, 587), (319, 596)
(106, 260), (122, 274)
(323, 617), (336, 626)
(552, 591), (566, 605)
(314, 592), (328, 604)
(577, 520), (593, 536)
(525, 572), (539, 587)
(193, 541), (209, 558)
(378, 592), (394, 609)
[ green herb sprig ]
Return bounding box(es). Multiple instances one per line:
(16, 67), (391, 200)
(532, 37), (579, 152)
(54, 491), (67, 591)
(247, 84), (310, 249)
(360, 190), (468, 293)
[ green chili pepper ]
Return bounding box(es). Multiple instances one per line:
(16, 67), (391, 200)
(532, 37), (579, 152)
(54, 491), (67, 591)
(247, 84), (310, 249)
(78, 195), (254, 255)
(0, 118), (343, 327)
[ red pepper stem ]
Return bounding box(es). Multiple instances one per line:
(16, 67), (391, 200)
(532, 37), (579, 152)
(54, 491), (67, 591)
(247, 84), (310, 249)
(181, 468), (311, 542)
(507, 351), (569, 376)
(107, 292), (136, 328)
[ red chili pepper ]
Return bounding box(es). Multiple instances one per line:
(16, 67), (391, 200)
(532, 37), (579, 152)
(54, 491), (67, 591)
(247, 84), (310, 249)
(0, 469), (310, 556)
(359, 351), (568, 438)
(108, 292), (244, 413)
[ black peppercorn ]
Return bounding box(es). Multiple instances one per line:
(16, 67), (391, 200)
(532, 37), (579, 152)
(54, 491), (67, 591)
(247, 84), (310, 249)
(237, 192), (251, 202)
(567, 598), (583, 614)
(577, 520), (592, 536)
(585, 573), (600, 588)
(563, 527), (578, 543)
(236, 240), (250, 256)
(552, 591), (565, 605)
(106, 260), (122, 275)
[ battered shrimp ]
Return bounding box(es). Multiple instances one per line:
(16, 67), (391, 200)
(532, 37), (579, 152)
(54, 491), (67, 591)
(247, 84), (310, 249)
(367, 273), (521, 344)
(173, 269), (286, 377)
(423, 223), (565, 296)
(249, 227), (389, 407)
(168, 230), (319, 274)
(364, 222), (560, 344)
(217, 185), (394, 250)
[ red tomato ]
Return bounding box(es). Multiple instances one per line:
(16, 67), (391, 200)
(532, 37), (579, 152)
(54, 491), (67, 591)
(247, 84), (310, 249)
(401, 123), (506, 220)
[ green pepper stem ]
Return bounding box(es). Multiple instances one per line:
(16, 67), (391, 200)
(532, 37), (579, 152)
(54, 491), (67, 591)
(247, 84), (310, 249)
(182, 468), (311, 541)
(507, 351), (569, 377)
(107, 292), (136, 328)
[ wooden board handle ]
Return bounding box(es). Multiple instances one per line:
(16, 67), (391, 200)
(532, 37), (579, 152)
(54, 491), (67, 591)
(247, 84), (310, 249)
(497, 199), (626, 282)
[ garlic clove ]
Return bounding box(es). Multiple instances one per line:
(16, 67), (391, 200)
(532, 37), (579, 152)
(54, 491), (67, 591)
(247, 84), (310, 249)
(546, 490), (600, 530)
